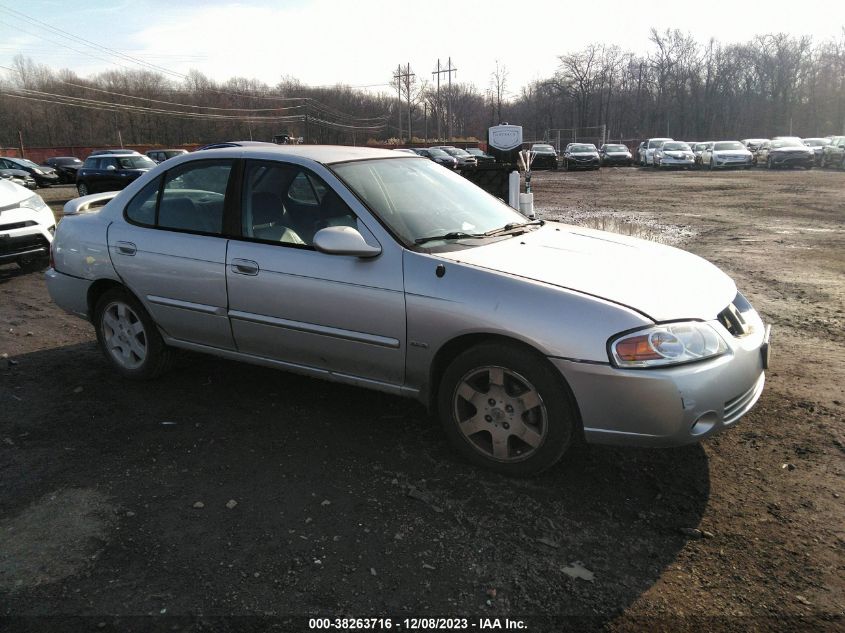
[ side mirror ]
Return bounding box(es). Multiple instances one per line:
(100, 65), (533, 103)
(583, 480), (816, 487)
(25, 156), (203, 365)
(313, 226), (381, 258)
(106, 165), (116, 171)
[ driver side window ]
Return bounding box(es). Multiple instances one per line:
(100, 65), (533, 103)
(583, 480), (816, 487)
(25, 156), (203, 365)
(241, 161), (357, 247)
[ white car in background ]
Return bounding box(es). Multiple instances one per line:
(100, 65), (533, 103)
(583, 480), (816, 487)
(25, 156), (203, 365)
(701, 141), (754, 170)
(642, 138), (673, 166)
(0, 180), (55, 272)
(653, 141), (695, 169)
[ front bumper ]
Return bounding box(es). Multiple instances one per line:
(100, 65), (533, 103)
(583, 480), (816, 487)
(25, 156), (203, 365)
(0, 225), (52, 264)
(771, 153), (814, 167)
(659, 156), (694, 167)
(712, 156), (753, 168)
(602, 155), (632, 165)
(551, 315), (768, 447)
(567, 158), (600, 170)
(34, 173), (60, 187)
(532, 155), (558, 169)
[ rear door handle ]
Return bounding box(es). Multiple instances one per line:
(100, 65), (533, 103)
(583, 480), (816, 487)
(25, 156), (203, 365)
(116, 241), (136, 256)
(231, 258), (259, 276)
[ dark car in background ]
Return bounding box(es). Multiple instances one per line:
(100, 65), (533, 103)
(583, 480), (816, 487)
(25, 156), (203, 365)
(76, 153), (157, 196)
(146, 149), (189, 164)
(89, 149), (141, 156)
(757, 139), (815, 170)
(562, 143), (601, 170)
(430, 146), (477, 168)
(599, 144), (633, 166)
(412, 148), (458, 169)
(0, 169), (37, 189)
(802, 138), (830, 165)
(819, 136), (845, 168)
(464, 147), (495, 164)
(0, 157), (60, 187)
(529, 143), (559, 170)
(43, 156), (83, 184)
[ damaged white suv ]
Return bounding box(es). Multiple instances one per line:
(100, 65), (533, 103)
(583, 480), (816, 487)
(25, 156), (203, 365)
(0, 179), (55, 272)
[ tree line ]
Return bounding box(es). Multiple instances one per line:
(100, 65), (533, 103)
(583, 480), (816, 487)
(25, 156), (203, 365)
(1, 28), (844, 149)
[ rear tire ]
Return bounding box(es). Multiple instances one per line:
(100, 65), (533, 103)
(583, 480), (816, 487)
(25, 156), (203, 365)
(437, 342), (578, 476)
(77, 182), (89, 197)
(93, 287), (175, 380)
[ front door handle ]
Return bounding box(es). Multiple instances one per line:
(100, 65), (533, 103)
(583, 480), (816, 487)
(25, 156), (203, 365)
(231, 258), (259, 276)
(116, 241), (136, 256)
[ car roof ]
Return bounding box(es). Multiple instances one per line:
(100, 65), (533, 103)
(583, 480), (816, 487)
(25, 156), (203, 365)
(87, 153), (151, 159)
(191, 144), (406, 165)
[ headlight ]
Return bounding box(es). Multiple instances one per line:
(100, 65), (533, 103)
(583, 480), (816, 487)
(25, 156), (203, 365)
(19, 194), (49, 211)
(33, 168), (44, 175)
(609, 322), (728, 368)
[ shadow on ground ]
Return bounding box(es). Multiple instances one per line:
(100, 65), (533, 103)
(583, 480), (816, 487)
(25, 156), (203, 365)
(0, 342), (710, 624)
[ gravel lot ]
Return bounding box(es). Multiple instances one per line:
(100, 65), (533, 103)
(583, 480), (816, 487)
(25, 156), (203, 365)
(1, 168), (843, 632)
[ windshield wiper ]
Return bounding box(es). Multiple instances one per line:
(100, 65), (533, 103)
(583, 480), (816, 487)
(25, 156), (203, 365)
(414, 220), (545, 245)
(414, 231), (486, 245)
(483, 219), (545, 237)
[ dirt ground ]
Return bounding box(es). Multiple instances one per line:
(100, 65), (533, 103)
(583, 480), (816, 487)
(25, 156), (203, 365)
(1, 168), (843, 632)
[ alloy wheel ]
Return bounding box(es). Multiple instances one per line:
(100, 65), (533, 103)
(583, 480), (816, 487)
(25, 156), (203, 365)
(452, 365), (548, 462)
(101, 301), (147, 370)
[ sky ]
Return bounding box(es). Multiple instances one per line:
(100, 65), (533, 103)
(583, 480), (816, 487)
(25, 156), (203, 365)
(1, 0), (844, 97)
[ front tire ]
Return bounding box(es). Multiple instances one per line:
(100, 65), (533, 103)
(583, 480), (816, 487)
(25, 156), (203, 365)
(94, 288), (175, 380)
(767, 158), (773, 170)
(437, 342), (578, 476)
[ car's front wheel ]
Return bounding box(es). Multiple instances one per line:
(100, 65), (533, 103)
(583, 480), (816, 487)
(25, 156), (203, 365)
(437, 342), (578, 476)
(94, 288), (175, 380)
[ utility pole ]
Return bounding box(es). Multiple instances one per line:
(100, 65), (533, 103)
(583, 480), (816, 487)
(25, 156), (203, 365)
(394, 64), (403, 141)
(394, 64), (415, 142)
(424, 103), (428, 141)
(432, 58), (456, 140)
(432, 59), (441, 140)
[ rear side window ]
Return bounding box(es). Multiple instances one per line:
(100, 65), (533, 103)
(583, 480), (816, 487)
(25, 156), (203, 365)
(157, 160), (232, 234)
(125, 177), (161, 227)
(123, 160), (233, 235)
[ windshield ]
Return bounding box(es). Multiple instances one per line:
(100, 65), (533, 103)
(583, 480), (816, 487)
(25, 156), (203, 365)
(427, 148), (449, 158)
(771, 140), (804, 149)
(570, 144), (596, 152)
(332, 158), (528, 248)
(648, 140), (669, 149)
(802, 139), (828, 147)
(605, 145), (628, 152)
(532, 145), (555, 152)
(714, 142), (745, 151)
(662, 142), (690, 151)
(13, 158), (40, 169)
(117, 156), (157, 169)
(52, 157), (82, 165)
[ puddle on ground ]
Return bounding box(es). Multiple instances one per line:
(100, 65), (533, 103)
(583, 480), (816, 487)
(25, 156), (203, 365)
(0, 488), (115, 591)
(535, 206), (696, 245)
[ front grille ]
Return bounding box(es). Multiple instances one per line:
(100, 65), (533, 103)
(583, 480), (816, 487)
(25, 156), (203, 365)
(0, 220), (37, 231)
(0, 233), (49, 257)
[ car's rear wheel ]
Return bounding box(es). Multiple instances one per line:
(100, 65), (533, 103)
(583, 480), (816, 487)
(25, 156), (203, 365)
(94, 288), (175, 380)
(77, 182), (89, 197)
(437, 342), (577, 476)
(767, 158), (773, 170)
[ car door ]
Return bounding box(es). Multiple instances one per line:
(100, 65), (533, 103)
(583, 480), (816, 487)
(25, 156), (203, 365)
(107, 158), (236, 350)
(225, 159), (406, 386)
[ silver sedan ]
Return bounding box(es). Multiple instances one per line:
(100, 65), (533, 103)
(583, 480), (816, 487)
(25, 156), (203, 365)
(46, 146), (770, 476)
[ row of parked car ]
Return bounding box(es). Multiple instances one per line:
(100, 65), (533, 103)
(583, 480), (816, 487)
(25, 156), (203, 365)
(635, 135), (845, 170)
(0, 148), (189, 193)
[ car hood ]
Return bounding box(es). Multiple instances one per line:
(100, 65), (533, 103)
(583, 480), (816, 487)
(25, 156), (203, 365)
(0, 179), (32, 206)
(437, 222), (736, 322)
(713, 149), (751, 155)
